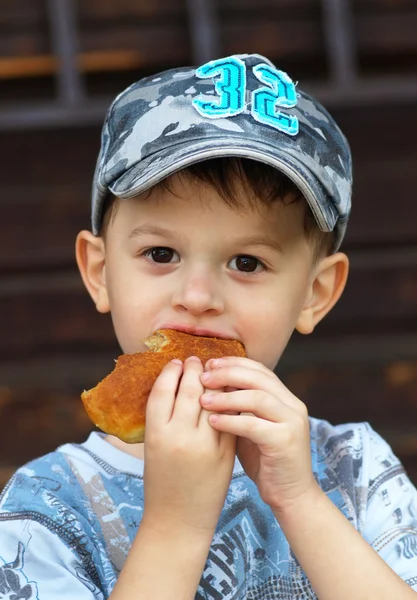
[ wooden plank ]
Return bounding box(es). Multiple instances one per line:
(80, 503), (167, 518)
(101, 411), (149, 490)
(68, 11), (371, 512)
(221, 0), (316, 9)
(0, 7), (321, 66)
(222, 19), (323, 63)
(355, 13), (417, 53)
(0, 50), (144, 79)
(1, 0), (416, 71)
(0, 276), (115, 360)
(79, 0), (185, 19)
(0, 0), (182, 27)
(280, 359), (417, 428)
(0, 386), (94, 477)
(321, 263), (417, 331)
(353, 0), (416, 12)
(0, 32), (50, 59)
(0, 127), (98, 185)
(0, 1), (46, 27)
(0, 24), (188, 63)
(0, 0), (314, 31)
(0, 0), (316, 26)
(1, 186), (90, 270)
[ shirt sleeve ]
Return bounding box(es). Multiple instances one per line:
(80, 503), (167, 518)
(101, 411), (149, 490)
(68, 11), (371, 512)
(0, 517), (104, 599)
(361, 424), (417, 590)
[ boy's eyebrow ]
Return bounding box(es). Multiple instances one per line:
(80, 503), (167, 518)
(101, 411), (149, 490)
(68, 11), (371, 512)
(128, 225), (176, 240)
(128, 227), (284, 253)
(232, 235), (284, 254)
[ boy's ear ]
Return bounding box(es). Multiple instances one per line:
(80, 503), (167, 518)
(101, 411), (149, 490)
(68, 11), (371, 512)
(75, 230), (110, 314)
(295, 252), (349, 335)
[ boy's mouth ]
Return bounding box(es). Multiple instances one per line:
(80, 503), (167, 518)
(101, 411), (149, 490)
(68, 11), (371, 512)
(158, 323), (234, 340)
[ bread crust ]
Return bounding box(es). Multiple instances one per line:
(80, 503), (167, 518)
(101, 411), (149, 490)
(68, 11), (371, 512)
(81, 329), (246, 443)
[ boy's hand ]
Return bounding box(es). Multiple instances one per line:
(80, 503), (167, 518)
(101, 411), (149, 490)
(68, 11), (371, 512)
(142, 357), (236, 535)
(200, 357), (317, 514)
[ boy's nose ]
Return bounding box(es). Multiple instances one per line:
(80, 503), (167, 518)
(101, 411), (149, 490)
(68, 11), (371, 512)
(171, 270), (224, 316)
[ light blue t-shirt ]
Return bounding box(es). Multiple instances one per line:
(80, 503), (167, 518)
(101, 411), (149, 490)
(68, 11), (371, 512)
(0, 418), (417, 599)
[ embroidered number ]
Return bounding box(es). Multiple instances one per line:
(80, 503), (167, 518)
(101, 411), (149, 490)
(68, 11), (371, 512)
(252, 64), (299, 136)
(193, 57), (299, 136)
(192, 57), (246, 118)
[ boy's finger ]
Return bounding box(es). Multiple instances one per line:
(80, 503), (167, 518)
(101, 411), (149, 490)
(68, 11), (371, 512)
(208, 413), (279, 446)
(146, 359), (183, 425)
(205, 356), (275, 379)
(172, 356), (204, 426)
(197, 388), (227, 432)
(201, 389), (296, 424)
(201, 365), (288, 399)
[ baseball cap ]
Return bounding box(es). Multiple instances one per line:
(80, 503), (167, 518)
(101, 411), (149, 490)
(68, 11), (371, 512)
(92, 53), (352, 250)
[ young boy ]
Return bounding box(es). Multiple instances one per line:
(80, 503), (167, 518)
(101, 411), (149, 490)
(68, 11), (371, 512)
(0, 53), (416, 599)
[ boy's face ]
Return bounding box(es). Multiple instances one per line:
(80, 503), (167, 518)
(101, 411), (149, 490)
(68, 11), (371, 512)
(96, 174), (322, 370)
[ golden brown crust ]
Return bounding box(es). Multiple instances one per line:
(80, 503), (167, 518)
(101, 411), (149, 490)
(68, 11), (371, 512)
(81, 329), (246, 443)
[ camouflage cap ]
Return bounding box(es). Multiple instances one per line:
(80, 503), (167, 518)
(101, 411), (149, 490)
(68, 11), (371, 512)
(92, 53), (352, 249)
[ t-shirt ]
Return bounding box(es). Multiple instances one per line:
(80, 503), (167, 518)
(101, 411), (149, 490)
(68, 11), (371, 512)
(0, 418), (417, 599)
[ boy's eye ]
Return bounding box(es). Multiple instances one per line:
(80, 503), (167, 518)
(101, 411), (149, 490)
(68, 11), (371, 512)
(229, 255), (264, 273)
(144, 247), (179, 263)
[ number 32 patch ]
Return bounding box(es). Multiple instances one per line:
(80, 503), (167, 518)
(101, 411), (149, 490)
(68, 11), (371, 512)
(192, 56), (299, 136)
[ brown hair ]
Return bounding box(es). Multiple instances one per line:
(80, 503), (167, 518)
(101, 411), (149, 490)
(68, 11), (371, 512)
(100, 157), (334, 260)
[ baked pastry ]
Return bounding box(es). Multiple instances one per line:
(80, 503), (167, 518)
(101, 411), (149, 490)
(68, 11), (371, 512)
(81, 329), (246, 443)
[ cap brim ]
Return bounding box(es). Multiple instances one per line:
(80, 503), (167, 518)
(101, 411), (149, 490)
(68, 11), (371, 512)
(108, 136), (338, 236)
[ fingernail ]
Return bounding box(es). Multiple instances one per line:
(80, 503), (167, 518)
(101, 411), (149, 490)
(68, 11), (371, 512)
(201, 393), (213, 405)
(209, 359), (222, 368)
(209, 414), (219, 424)
(171, 359), (182, 365)
(200, 372), (210, 383)
(186, 355), (201, 363)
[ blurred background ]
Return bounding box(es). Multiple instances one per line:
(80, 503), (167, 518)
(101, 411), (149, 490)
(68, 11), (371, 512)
(0, 0), (417, 488)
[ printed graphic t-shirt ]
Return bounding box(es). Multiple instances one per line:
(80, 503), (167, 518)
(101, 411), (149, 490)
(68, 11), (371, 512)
(0, 418), (417, 599)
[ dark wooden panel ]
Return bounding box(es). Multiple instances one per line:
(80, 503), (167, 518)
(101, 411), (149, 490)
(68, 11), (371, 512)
(1, 185), (90, 271)
(354, 0), (416, 13)
(0, 127), (99, 186)
(0, 275), (115, 360)
(0, 0), (183, 27)
(355, 0), (415, 7)
(0, 0), (46, 26)
(356, 13), (417, 53)
(0, 126), (98, 271)
(335, 103), (417, 247)
(321, 260), (417, 331)
(0, 25), (188, 66)
(0, 0), (322, 71)
(221, 0), (316, 9)
(0, 385), (93, 488)
(280, 359), (417, 430)
(0, 32), (50, 58)
(78, 23), (189, 65)
(222, 19), (323, 64)
(79, 0), (184, 19)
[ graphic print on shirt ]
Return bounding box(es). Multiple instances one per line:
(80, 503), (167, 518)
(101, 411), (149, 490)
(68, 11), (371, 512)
(196, 489), (316, 600)
(0, 542), (39, 600)
(67, 458), (135, 574)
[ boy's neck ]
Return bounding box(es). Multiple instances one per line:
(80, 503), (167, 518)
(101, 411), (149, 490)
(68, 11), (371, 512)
(105, 434), (145, 460)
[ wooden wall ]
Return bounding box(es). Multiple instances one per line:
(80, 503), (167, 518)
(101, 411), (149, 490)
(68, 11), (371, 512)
(1, 0), (417, 488)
